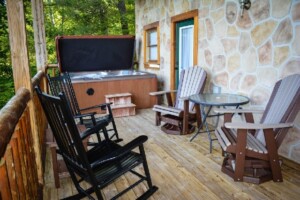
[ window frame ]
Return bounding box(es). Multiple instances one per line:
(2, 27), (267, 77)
(143, 21), (160, 69)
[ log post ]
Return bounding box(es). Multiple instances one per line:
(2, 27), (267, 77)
(6, 0), (43, 184)
(31, 0), (48, 71)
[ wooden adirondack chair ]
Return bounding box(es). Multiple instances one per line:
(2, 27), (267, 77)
(150, 66), (207, 135)
(215, 74), (300, 184)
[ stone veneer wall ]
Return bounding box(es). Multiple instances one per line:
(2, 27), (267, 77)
(135, 0), (300, 163)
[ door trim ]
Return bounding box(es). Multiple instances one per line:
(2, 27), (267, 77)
(170, 9), (198, 91)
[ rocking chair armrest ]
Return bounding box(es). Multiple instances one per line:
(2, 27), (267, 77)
(225, 122), (294, 129)
(90, 135), (148, 167)
(74, 112), (97, 119)
(80, 102), (113, 112)
(80, 120), (109, 139)
(149, 90), (177, 96)
(214, 108), (264, 114)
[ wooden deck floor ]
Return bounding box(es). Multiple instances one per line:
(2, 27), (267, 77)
(43, 109), (300, 200)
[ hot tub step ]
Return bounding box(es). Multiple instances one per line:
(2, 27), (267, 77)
(111, 103), (136, 117)
(105, 93), (136, 117)
(105, 93), (132, 106)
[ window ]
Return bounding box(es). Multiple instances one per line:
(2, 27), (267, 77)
(143, 22), (160, 68)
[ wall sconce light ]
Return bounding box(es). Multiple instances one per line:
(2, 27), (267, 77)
(239, 0), (251, 17)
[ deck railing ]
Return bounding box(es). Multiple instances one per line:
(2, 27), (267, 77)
(0, 70), (47, 199)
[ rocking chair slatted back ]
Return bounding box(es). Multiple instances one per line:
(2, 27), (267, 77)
(176, 66), (207, 111)
(47, 72), (121, 142)
(36, 88), (88, 172)
(47, 72), (81, 117)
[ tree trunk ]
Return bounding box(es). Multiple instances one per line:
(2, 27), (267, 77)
(117, 0), (129, 35)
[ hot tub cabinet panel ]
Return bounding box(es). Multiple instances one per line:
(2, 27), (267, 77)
(72, 77), (157, 110)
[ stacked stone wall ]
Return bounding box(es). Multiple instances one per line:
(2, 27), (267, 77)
(135, 0), (300, 163)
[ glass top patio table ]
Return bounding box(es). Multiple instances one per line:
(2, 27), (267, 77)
(189, 93), (250, 153)
(189, 93), (250, 107)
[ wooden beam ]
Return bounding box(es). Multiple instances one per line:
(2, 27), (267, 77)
(31, 0), (48, 71)
(6, 0), (43, 184)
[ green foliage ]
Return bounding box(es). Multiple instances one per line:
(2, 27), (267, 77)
(44, 0), (135, 64)
(0, 0), (14, 108)
(0, 0), (135, 108)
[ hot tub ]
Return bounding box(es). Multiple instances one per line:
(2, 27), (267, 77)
(69, 70), (157, 110)
(69, 70), (154, 81)
(55, 35), (158, 110)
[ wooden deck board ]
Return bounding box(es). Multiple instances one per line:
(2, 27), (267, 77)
(43, 109), (300, 200)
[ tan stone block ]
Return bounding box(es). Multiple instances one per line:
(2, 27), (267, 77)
(250, 86), (270, 105)
(227, 25), (239, 37)
(251, 20), (277, 47)
(292, 26), (300, 56)
(212, 55), (225, 72)
(205, 18), (214, 40)
(211, 8), (224, 23)
(236, 10), (252, 30)
(241, 47), (257, 72)
(199, 20), (207, 39)
(226, 1), (237, 24)
(215, 19), (227, 38)
(204, 49), (212, 67)
(291, 144), (300, 164)
(241, 75), (257, 93)
(273, 18), (293, 45)
(202, 0), (212, 7)
(274, 46), (289, 67)
(230, 72), (243, 90)
(281, 59), (300, 78)
(199, 39), (209, 49)
(258, 40), (272, 65)
(272, 0), (291, 19)
(211, 0), (224, 9)
(292, 2), (300, 22)
(210, 39), (224, 55)
(239, 32), (251, 53)
(257, 68), (277, 87)
(221, 38), (237, 55)
(250, 0), (270, 22)
(213, 71), (228, 87)
(228, 53), (240, 73)
(182, 0), (190, 11)
(279, 126), (300, 162)
(199, 8), (209, 19)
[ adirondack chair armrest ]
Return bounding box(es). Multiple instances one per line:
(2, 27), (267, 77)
(178, 96), (189, 101)
(214, 108), (264, 114)
(149, 90), (177, 96)
(224, 122), (294, 129)
(90, 135), (148, 167)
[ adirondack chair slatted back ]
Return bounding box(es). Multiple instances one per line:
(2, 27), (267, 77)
(47, 72), (81, 117)
(175, 67), (207, 111)
(256, 74), (300, 145)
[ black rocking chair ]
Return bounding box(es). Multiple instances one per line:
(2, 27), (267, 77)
(36, 86), (158, 200)
(47, 72), (121, 143)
